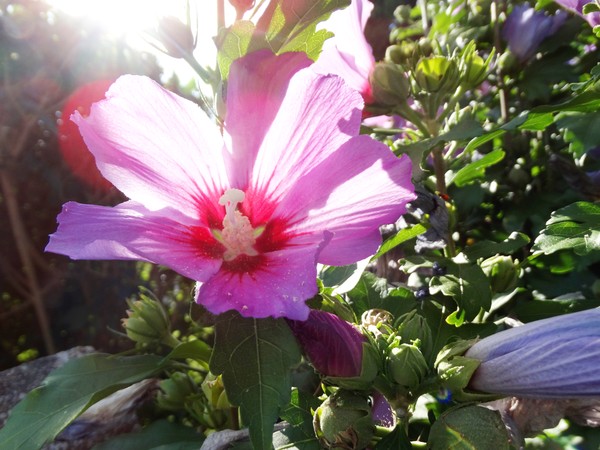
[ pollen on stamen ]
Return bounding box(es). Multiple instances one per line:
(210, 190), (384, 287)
(216, 189), (260, 261)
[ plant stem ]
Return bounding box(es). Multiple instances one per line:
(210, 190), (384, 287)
(0, 170), (56, 354)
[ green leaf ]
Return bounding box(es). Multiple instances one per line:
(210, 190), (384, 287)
(210, 312), (301, 450)
(463, 232), (530, 261)
(319, 257), (370, 294)
(216, 0), (350, 79)
(256, 0), (349, 55)
(373, 224), (428, 259)
(93, 420), (204, 450)
(395, 116), (484, 154)
(533, 202), (600, 256)
(216, 20), (257, 79)
(0, 353), (165, 450)
(465, 83), (600, 151)
(556, 111), (600, 156)
(346, 272), (416, 318)
(373, 425), (412, 450)
(163, 339), (212, 365)
(450, 149), (505, 187)
(275, 389), (321, 450)
(429, 260), (492, 321)
(428, 405), (510, 450)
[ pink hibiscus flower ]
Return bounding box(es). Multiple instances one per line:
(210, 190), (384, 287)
(46, 49), (415, 320)
(312, 0), (376, 103)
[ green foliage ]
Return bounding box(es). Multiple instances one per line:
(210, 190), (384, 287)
(210, 312), (301, 450)
(0, 353), (166, 450)
(93, 420), (204, 450)
(216, 0), (350, 79)
(428, 405), (511, 449)
(533, 202), (600, 256)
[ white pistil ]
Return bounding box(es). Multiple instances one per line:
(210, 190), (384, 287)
(217, 189), (259, 261)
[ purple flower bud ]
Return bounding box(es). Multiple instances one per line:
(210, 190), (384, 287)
(287, 310), (366, 378)
(554, 0), (600, 27)
(502, 4), (567, 62)
(465, 308), (600, 398)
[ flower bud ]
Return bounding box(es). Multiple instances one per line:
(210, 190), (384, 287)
(287, 310), (378, 389)
(313, 389), (374, 450)
(229, 0), (255, 18)
(385, 43), (415, 66)
(369, 62), (411, 106)
(155, 16), (195, 59)
(396, 311), (433, 359)
(157, 372), (196, 412)
(481, 255), (520, 293)
(386, 342), (429, 389)
(201, 373), (231, 410)
(459, 43), (494, 90)
(122, 294), (178, 347)
(465, 308), (600, 398)
(414, 56), (460, 95)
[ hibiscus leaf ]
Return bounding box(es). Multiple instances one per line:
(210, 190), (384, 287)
(533, 201), (600, 256)
(217, 0), (349, 79)
(0, 353), (165, 450)
(463, 232), (530, 261)
(256, 0), (350, 55)
(93, 420), (204, 450)
(275, 389), (321, 449)
(216, 20), (259, 80)
(429, 260), (492, 321)
(210, 312), (301, 450)
(450, 149), (505, 187)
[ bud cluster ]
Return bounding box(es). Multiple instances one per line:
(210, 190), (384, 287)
(369, 38), (494, 128)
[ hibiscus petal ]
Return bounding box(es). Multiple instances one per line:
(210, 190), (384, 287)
(224, 50), (312, 187)
(249, 68), (364, 204)
(312, 0), (375, 95)
(195, 239), (321, 320)
(75, 75), (229, 221)
(46, 201), (223, 281)
(277, 136), (415, 265)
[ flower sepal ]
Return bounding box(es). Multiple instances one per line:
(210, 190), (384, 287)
(313, 389), (375, 450)
(324, 342), (379, 391)
(435, 339), (496, 402)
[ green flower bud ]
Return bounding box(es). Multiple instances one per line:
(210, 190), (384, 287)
(386, 342), (429, 389)
(414, 56), (460, 95)
(155, 16), (195, 59)
(396, 311), (433, 360)
(385, 43), (415, 66)
(313, 389), (374, 450)
(459, 42), (494, 90)
(157, 372), (196, 412)
(481, 255), (520, 293)
(201, 372), (231, 410)
(369, 62), (411, 106)
(122, 294), (178, 347)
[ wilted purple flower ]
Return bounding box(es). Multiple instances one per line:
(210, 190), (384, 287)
(287, 310), (366, 377)
(554, 0), (600, 27)
(466, 308), (600, 398)
(502, 4), (567, 62)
